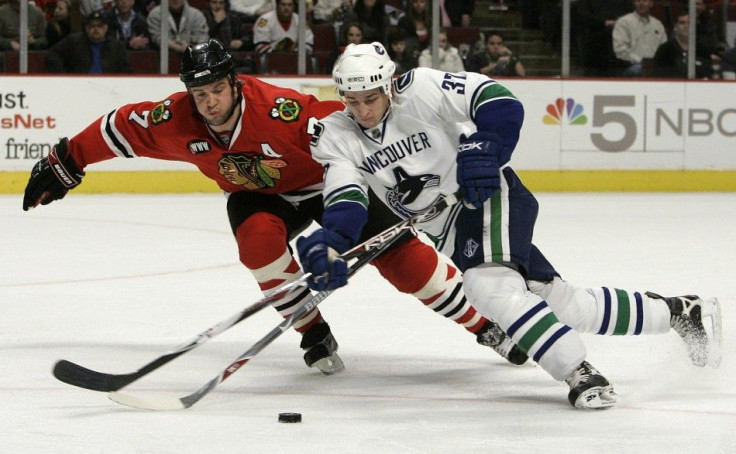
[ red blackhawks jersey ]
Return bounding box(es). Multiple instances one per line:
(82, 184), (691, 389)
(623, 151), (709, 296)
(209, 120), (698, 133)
(68, 75), (344, 198)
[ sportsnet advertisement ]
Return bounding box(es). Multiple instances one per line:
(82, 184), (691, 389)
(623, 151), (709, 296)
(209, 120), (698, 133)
(1, 76), (735, 173)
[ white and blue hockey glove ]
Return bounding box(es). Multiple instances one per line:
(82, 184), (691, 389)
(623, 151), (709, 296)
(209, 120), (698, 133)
(456, 131), (502, 209)
(297, 228), (350, 291)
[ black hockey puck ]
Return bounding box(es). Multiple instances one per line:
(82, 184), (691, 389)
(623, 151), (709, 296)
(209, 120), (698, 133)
(278, 412), (302, 423)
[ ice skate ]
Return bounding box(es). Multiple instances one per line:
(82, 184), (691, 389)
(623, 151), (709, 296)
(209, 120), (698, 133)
(646, 292), (722, 368)
(476, 320), (529, 365)
(565, 361), (618, 409)
(300, 322), (345, 375)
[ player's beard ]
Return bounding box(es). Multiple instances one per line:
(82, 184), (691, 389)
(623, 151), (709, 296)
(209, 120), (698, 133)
(205, 110), (232, 127)
(205, 92), (241, 127)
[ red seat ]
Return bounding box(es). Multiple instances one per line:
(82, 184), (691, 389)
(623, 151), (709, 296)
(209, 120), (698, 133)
(188, 0), (209, 11)
(168, 52), (183, 74)
(312, 24), (337, 52)
(3, 51), (48, 73)
(263, 52), (316, 74)
(129, 50), (159, 74)
(446, 27), (482, 48)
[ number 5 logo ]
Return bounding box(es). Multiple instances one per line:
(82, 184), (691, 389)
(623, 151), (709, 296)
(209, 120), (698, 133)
(591, 95), (637, 152)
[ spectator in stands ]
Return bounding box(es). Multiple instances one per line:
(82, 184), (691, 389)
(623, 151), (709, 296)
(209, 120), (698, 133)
(467, 30), (525, 76)
(397, 0), (431, 56)
(0, 0), (48, 51)
(652, 12), (700, 79)
(104, 0), (150, 50)
(418, 27), (464, 72)
(653, 11), (714, 79)
(387, 26), (417, 74)
(39, 0), (58, 21)
(612, 0), (666, 77)
(313, 0), (351, 26)
(695, 0), (726, 59)
(202, 0), (251, 51)
(576, 0), (631, 76)
(440, 0), (472, 27)
(45, 10), (132, 73)
(131, 0), (157, 17)
(342, 0), (387, 44)
(253, 0), (313, 56)
(147, 0), (209, 54)
(80, 0), (114, 17)
(230, 0), (271, 24)
(323, 20), (362, 73)
(721, 41), (736, 79)
(46, 0), (73, 47)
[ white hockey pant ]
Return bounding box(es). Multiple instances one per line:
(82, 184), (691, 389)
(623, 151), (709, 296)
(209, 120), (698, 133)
(463, 265), (586, 381)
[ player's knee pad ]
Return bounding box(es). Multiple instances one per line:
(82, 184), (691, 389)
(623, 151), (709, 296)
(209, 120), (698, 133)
(372, 237), (441, 294)
(235, 212), (289, 270)
(527, 277), (600, 333)
(462, 265), (526, 322)
(465, 266), (586, 381)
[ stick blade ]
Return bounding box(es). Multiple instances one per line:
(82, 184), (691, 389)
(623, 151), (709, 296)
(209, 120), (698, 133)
(53, 359), (129, 392)
(108, 391), (186, 411)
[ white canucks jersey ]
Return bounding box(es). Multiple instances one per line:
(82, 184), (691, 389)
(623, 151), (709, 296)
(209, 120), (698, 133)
(310, 67), (517, 251)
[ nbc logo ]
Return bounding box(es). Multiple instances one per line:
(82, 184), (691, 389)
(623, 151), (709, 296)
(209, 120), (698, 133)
(543, 98), (587, 125)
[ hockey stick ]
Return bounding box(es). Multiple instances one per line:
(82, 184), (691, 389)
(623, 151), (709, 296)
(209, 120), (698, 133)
(108, 192), (460, 410)
(53, 192), (460, 393)
(52, 276), (310, 392)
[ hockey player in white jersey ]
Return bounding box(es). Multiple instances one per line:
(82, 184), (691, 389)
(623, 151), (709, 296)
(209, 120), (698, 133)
(296, 42), (723, 409)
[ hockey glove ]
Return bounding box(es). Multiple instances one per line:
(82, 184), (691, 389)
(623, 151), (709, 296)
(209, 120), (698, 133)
(297, 228), (350, 291)
(23, 138), (84, 211)
(456, 132), (502, 209)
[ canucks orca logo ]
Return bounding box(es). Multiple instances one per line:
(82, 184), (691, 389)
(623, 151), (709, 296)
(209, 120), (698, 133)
(386, 167), (442, 218)
(374, 44), (385, 55)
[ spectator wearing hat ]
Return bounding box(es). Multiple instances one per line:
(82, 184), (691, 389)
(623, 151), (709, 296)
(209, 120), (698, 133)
(45, 10), (132, 73)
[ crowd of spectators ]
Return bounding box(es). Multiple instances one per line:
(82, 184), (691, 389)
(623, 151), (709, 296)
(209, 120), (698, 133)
(0, 0), (732, 79)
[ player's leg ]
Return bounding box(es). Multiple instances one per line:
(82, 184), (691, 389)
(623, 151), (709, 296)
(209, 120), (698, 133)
(525, 246), (722, 367)
(227, 191), (343, 374)
(452, 169), (616, 408)
(361, 191), (527, 365)
(370, 237), (528, 365)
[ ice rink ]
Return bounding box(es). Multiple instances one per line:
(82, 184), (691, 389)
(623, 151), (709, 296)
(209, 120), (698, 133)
(2, 192), (734, 453)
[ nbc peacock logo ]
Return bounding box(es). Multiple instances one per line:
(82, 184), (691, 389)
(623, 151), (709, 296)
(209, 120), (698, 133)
(543, 98), (587, 125)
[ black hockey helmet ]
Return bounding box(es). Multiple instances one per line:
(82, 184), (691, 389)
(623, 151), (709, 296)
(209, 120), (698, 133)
(180, 39), (235, 88)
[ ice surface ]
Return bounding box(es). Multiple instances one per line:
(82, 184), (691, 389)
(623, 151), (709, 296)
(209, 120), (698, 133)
(1, 193), (734, 453)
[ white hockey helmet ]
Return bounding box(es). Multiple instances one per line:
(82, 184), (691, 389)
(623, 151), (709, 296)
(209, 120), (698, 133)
(333, 42), (396, 96)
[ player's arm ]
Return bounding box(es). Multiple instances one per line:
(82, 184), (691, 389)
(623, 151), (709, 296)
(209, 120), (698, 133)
(22, 101), (168, 211)
(449, 73), (524, 208)
(297, 121), (369, 291)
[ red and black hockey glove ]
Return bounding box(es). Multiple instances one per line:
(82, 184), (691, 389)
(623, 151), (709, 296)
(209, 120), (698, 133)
(22, 138), (84, 211)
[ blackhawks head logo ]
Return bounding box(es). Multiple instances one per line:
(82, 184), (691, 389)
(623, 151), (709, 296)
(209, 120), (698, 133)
(218, 153), (286, 190)
(151, 99), (173, 125)
(270, 97), (301, 122)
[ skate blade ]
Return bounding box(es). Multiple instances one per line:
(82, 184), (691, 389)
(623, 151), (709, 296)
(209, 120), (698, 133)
(702, 297), (723, 369)
(312, 354), (345, 375)
(573, 386), (619, 410)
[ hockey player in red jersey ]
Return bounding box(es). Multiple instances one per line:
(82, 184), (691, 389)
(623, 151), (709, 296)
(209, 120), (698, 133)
(22, 39), (527, 374)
